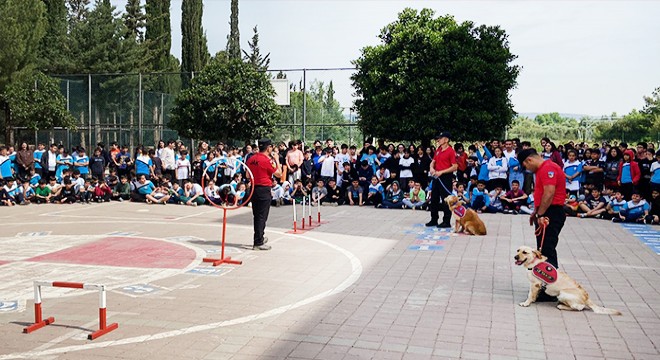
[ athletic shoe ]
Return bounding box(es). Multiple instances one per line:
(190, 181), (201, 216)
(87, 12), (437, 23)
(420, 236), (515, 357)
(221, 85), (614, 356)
(425, 221), (438, 227)
(253, 244), (271, 251)
(437, 222), (451, 228)
(118, 197), (123, 202)
(612, 218), (622, 223)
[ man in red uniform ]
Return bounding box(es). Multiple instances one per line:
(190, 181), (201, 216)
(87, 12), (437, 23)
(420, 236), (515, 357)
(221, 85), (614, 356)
(247, 138), (281, 250)
(427, 132), (457, 228)
(518, 148), (566, 269)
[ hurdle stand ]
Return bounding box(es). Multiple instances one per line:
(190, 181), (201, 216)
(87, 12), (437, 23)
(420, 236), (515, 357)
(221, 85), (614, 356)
(23, 281), (118, 340)
(203, 207), (243, 266)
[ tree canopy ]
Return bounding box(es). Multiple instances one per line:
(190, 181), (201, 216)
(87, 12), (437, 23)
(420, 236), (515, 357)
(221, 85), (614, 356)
(352, 8), (520, 144)
(169, 54), (278, 142)
(181, 0), (210, 88)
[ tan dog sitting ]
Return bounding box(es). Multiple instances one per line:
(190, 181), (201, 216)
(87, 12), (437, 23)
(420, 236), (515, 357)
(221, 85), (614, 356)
(444, 195), (487, 235)
(514, 246), (621, 315)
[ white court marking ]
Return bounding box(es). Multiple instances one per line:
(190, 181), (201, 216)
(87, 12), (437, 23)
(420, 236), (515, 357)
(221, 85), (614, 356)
(0, 230), (363, 359)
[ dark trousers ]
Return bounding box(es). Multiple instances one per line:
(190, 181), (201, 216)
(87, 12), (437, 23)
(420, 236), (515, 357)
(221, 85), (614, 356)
(535, 205), (565, 269)
(430, 174), (452, 224)
(252, 186), (272, 246)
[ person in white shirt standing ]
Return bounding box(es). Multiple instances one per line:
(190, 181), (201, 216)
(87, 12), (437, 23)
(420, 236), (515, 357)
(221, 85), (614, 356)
(319, 147), (335, 184)
(160, 140), (176, 181)
(334, 144), (351, 188)
(398, 149), (415, 192)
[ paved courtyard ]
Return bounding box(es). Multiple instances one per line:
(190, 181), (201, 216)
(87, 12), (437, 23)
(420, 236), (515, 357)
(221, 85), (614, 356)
(0, 202), (658, 359)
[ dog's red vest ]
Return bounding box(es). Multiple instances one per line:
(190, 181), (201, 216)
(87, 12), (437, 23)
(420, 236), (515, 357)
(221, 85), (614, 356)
(532, 261), (558, 285)
(453, 205), (466, 218)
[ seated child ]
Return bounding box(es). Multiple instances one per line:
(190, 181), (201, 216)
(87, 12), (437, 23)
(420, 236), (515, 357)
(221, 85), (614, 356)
(500, 180), (527, 214)
(470, 180), (491, 213)
(366, 176), (384, 207)
(113, 175), (131, 201)
(148, 185), (171, 205)
(311, 179), (328, 205)
(346, 179), (364, 206)
(379, 180), (404, 209)
(613, 191), (649, 223)
(271, 178), (284, 207)
(56, 178), (77, 204)
(80, 179), (94, 203)
(604, 191), (626, 220)
(646, 189), (660, 224)
(403, 181), (426, 210)
(520, 194), (535, 215)
(578, 188), (607, 218)
(452, 182), (469, 204)
(34, 179), (52, 204)
(488, 186), (505, 213)
(324, 179), (343, 206)
(1, 178), (24, 206)
(22, 182), (35, 204)
(205, 180), (222, 205)
(94, 179), (112, 202)
(235, 183), (247, 205)
(290, 179), (307, 204)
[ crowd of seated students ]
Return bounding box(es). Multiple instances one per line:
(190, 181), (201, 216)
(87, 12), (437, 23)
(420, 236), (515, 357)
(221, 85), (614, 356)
(1, 136), (660, 225)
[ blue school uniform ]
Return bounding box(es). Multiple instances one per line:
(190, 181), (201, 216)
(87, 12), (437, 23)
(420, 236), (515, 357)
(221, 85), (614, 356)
(475, 148), (492, 182)
(620, 163), (633, 184)
(360, 153), (378, 173)
(136, 181), (155, 195)
(74, 155), (89, 175)
(8, 153), (18, 174)
(508, 156), (524, 187)
(609, 199), (626, 213)
(34, 150), (44, 170)
(622, 200), (649, 220)
(135, 156), (152, 176)
(56, 155), (72, 181)
(29, 173), (41, 187)
(0, 155), (12, 179)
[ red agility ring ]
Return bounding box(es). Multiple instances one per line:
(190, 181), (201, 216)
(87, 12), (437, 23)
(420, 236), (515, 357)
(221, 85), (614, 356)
(200, 158), (254, 210)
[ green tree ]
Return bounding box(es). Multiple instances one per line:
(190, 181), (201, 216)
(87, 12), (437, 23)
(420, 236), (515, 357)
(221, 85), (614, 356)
(145, 0), (172, 71)
(170, 55), (278, 141)
(39, 0), (72, 74)
(181, 0), (210, 88)
(352, 8), (519, 144)
(0, 0), (49, 143)
(124, 0), (146, 42)
(66, 0), (89, 23)
(227, 0), (241, 60)
(243, 26), (270, 70)
(2, 72), (75, 138)
(594, 110), (652, 143)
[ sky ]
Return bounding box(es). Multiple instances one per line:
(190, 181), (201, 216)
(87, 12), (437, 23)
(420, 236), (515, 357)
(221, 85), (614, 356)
(113, 0), (660, 117)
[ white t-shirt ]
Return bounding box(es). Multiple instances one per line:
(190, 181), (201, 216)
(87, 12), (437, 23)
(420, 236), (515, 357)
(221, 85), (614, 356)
(399, 157), (414, 178)
(320, 155), (335, 177)
(176, 158), (190, 180)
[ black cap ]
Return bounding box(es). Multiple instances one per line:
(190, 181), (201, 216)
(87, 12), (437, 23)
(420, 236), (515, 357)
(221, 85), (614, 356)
(435, 131), (451, 140)
(258, 138), (272, 147)
(517, 148), (538, 165)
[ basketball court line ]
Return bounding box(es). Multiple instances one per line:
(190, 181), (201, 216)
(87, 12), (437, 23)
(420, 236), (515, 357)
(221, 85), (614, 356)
(0, 230), (363, 360)
(38, 202), (117, 217)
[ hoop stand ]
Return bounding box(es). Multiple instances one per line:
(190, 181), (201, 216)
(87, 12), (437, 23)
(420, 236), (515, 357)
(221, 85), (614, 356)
(203, 207), (243, 266)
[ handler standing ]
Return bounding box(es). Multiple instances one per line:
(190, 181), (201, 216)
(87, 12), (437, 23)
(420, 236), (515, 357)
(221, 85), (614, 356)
(518, 148), (566, 269)
(427, 132), (457, 228)
(247, 138), (281, 250)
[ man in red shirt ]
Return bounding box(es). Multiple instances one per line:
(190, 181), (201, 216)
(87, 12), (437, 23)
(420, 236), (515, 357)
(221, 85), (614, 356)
(518, 148), (566, 270)
(427, 132), (457, 228)
(247, 138), (281, 250)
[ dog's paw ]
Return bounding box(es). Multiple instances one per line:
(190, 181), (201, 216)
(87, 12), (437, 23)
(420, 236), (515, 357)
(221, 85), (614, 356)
(518, 301), (531, 307)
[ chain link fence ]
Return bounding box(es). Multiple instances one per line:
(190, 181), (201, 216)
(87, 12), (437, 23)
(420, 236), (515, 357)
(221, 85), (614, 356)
(9, 68), (362, 149)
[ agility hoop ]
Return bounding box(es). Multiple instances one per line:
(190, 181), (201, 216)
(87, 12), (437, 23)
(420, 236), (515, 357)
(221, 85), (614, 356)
(200, 158), (254, 266)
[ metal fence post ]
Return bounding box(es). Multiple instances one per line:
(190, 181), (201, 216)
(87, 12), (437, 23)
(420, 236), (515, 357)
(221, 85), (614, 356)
(88, 74), (92, 149)
(139, 73), (143, 145)
(302, 69), (307, 145)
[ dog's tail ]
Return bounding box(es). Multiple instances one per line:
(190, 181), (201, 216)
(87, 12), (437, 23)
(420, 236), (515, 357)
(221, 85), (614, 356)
(586, 299), (622, 315)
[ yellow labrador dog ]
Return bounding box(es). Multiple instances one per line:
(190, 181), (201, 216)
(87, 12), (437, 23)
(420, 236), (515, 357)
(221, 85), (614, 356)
(444, 195), (487, 235)
(514, 246), (621, 315)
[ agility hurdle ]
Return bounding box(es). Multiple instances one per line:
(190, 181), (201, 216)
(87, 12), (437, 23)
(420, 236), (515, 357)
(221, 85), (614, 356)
(23, 281), (118, 340)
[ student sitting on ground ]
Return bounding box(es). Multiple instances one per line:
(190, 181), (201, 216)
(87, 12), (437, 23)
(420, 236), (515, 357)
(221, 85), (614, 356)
(34, 179), (52, 204)
(646, 189), (660, 224)
(180, 180), (205, 206)
(470, 180), (491, 213)
(312, 179), (328, 205)
(290, 179), (307, 204)
(235, 183), (247, 205)
(22, 181), (35, 204)
(94, 179), (112, 202)
(488, 185), (505, 213)
(366, 176), (384, 207)
(452, 182), (469, 204)
(1, 178), (23, 206)
(270, 178), (285, 207)
(205, 179), (222, 205)
(148, 185), (170, 205)
(613, 191), (649, 223)
(131, 174), (155, 203)
(57, 178), (77, 204)
(500, 180), (527, 214)
(113, 176), (131, 201)
(80, 179), (94, 203)
(379, 180), (404, 209)
(402, 181), (426, 210)
(520, 194), (535, 215)
(347, 179), (364, 206)
(324, 179), (343, 206)
(578, 188), (607, 218)
(604, 190), (626, 220)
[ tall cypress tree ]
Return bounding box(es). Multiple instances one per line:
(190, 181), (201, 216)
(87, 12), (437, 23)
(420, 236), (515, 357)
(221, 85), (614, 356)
(124, 0), (146, 42)
(181, 0), (209, 88)
(39, 0), (71, 73)
(226, 0), (240, 60)
(145, 0), (171, 72)
(243, 25), (269, 71)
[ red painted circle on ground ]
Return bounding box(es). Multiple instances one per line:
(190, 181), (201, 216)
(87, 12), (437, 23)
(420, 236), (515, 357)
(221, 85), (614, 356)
(25, 237), (196, 269)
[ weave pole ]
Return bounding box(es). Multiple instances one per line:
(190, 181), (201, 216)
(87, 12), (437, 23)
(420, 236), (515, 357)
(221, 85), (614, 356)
(23, 281), (118, 340)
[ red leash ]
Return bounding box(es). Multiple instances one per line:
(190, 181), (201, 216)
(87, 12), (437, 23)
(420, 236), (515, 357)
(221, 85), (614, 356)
(534, 216), (549, 251)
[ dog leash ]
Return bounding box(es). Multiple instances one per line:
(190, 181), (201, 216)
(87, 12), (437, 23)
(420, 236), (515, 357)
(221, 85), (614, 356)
(534, 216), (549, 252)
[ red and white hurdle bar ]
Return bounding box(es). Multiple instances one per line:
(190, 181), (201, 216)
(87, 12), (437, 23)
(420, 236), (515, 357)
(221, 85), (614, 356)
(23, 281), (118, 340)
(291, 194), (325, 233)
